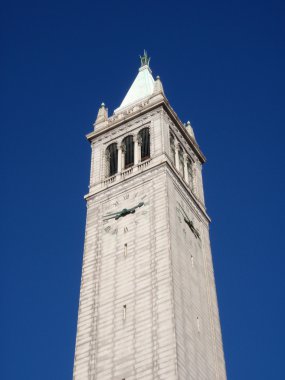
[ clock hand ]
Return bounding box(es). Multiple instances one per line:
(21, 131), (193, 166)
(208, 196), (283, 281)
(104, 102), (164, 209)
(185, 219), (200, 239)
(129, 202), (145, 213)
(104, 211), (122, 216)
(178, 202), (200, 239)
(128, 202), (144, 213)
(178, 202), (190, 221)
(103, 214), (120, 220)
(103, 209), (124, 220)
(104, 202), (145, 221)
(115, 202), (145, 219)
(115, 208), (129, 219)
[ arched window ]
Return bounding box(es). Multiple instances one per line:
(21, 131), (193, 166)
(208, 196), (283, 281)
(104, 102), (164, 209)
(179, 146), (184, 176)
(187, 159), (193, 190)
(170, 133), (175, 163)
(122, 135), (134, 169)
(139, 128), (150, 161)
(106, 143), (118, 177)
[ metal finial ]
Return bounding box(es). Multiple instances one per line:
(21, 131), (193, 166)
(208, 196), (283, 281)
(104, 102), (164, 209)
(101, 102), (105, 107)
(140, 50), (151, 67)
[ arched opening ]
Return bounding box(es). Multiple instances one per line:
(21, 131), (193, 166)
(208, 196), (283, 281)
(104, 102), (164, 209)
(122, 135), (134, 169)
(106, 143), (118, 177)
(139, 128), (150, 161)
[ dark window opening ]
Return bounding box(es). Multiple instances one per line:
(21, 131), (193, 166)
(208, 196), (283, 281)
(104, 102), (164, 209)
(123, 135), (134, 169)
(139, 128), (150, 161)
(106, 143), (118, 176)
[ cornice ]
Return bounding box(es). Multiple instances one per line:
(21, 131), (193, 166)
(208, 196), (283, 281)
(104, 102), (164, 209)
(86, 96), (206, 164)
(162, 100), (206, 164)
(86, 99), (164, 141)
(84, 159), (210, 223)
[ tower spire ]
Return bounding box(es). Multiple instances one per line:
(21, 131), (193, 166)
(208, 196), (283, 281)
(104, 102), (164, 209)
(140, 49), (150, 67)
(114, 51), (155, 113)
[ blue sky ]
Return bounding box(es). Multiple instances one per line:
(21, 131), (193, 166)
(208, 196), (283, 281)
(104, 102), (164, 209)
(1, 0), (285, 379)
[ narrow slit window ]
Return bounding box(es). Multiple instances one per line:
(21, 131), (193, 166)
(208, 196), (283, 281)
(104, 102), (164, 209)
(197, 316), (200, 333)
(124, 243), (127, 257)
(123, 305), (127, 320)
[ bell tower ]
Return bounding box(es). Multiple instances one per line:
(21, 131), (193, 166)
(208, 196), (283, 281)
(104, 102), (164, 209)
(73, 52), (227, 380)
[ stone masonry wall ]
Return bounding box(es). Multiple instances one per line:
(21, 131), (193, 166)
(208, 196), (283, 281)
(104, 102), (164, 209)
(73, 100), (226, 379)
(167, 169), (226, 379)
(73, 167), (177, 379)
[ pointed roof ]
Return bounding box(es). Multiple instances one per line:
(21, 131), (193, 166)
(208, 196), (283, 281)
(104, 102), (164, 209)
(114, 51), (155, 113)
(185, 121), (196, 140)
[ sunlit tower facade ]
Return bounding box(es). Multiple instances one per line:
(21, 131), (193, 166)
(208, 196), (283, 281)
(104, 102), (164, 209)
(73, 53), (227, 379)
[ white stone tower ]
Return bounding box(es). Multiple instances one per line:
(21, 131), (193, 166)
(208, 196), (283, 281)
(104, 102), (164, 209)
(73, 52), (227, 380)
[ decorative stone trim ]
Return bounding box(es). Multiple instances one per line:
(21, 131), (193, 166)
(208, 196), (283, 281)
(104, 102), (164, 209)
(103, 175), (116, 187)
(121, 167), (133, 179)
(138, 159), (151, 171)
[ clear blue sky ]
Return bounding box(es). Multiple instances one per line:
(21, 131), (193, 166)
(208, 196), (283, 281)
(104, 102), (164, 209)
(1, 0), (284, 379)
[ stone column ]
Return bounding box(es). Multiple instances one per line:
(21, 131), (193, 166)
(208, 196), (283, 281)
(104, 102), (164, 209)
(183, 154), (189, 183)
(174, 141), (180, 171)
(105, 150), (110, 177)
(138, 135), (143, 163)
(118, 145), (122, 173)
(121, 143), (126, 171)
(134, 136), (139, 165)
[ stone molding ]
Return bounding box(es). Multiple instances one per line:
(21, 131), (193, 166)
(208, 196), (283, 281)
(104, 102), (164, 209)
(87, 97), (205, 164)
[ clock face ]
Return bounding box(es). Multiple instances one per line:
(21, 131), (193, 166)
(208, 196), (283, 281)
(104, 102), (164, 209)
(176, 200), (201, 246)
(173, 198), (202, 290)
(104, 190), (147, 214)
(102, 188), (149, 235)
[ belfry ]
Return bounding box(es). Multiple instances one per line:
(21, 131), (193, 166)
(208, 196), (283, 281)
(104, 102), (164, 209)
(73, 52), (227, 379)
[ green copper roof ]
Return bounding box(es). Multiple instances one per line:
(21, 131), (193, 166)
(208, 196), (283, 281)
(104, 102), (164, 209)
(115, 54), (155, 113)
